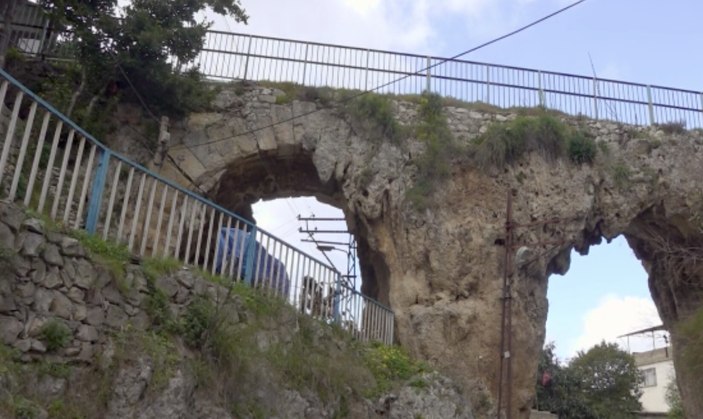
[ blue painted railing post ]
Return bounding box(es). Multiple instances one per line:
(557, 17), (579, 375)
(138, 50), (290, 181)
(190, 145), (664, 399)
(85, 148), (110, 234)
(243, 225), (258, 286)
(333, 274), (342, 324)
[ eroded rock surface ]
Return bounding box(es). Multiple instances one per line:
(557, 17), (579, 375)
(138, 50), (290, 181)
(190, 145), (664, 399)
(166, 84), (703, 417)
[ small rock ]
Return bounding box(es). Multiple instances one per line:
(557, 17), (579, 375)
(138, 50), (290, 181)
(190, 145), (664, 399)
(22, 218), (44, 234)
(46, 231), (64, 244)
(30, 258), (47, 283)
(0, 293), (17, 313)
(74, 259), (96, 289)
(102, 285), (124, 305)
(41, 267), (63, 289)
(78, 342), (94, 362)
(63, 345), (80, 356)
(155, 276), (179, 298)
(74, 304), (87, 322)
(0, 315), (23, 344)
(0, 222), (15, 249)
(174, 269), (195, 289)
(17, 282), (36, 299)
(34, 288), (55, 313)
(76, 324), (99, 342)
(13, 256), (31, 277)
(85, 307), (105, 327)
(105, 305), (128, 329)
(60, 236), (84, 257)
(30, 338), (47, 353)
(2, 205), (24, 232)
(14, 339), (31, 352)
(67, 287), (85, 303)
(18, 232), (45, 257)
(41, 244), (64, 267)
(259, 94), (276, 104)
(49, 292), (74, 319)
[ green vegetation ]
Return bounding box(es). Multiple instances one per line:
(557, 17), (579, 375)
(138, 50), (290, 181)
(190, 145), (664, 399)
(665, 380), (685, 419)
(406, 92), (457, 210)
(611, 162), (632, 188)
(470, 113), (597, 169)
(566, 130), (597, 164)
(347, 93), (405, 143)
(363, 342), (428, 397)
(142, 257), (181, 282)
(39, 319), (72, 352)
(535, 341), (642, 418)
(71, 231), (130, 283)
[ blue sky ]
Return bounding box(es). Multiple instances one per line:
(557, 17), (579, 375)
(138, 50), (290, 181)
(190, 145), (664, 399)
(206, 0), (694, 360)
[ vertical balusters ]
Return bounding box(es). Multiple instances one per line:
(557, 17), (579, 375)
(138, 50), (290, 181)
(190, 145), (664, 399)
(74, 143), (97, 229)
(24, 111), (51, 207)
(103, 161), (122, 240)
(9, 101), (37, 201)
(50, 128), (75, 219)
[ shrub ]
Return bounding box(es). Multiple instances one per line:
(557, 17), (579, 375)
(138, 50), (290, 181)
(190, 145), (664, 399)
(181, 296), (216, 349)
(656, 121), (686, 135)
(472, 114), (568, 169)
(406, 92), (457, 210)
(567, 131), (597, 164)
(71, 231), (130, 281)
(39, 320), (72, 352)
(612, 163), (632, 188)
(363, 342), (427, 396)
(347, 94), (403, 142)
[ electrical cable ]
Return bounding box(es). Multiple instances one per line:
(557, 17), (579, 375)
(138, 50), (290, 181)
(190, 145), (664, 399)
(172, 0), (588, 151)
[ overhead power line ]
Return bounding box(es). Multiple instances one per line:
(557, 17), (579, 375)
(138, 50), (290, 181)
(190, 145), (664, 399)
(173, 0), (588, 151)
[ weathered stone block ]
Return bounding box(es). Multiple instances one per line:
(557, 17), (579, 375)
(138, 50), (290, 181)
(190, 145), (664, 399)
(41, 244), (64, 267)
(76, 324), (99, 342)
(18, 231), (44, 257)
(0, 314), (23, 344)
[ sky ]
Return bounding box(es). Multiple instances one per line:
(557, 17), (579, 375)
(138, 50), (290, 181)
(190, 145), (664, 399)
(203, 0), (701, 361)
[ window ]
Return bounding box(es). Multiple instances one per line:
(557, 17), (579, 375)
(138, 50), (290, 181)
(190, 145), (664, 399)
(642, 368), (657, 387)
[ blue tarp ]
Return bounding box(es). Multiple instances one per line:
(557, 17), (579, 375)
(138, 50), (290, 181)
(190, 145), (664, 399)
(215, 227), (290, 296)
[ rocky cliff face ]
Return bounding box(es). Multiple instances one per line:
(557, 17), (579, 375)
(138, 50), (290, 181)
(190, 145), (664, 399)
(165, 84), (703, 417)
(0, 202), (474, 418)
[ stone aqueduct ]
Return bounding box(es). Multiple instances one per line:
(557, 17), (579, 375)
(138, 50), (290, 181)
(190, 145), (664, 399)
(116, 83), (703, 417)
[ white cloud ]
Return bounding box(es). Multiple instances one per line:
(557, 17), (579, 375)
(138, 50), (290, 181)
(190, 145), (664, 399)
(209, 0), (552, 54)
(569, 294), (664, 359)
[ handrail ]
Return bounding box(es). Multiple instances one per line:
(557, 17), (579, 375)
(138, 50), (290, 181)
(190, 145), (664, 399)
(0, 67), (394, 344)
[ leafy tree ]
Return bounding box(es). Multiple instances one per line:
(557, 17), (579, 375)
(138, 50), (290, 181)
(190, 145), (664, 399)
(38, 0), (248, 118)
(534, 341), (643, 419)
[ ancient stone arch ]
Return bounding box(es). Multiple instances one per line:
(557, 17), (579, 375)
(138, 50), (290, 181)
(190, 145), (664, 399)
(162, 84), (703, 417)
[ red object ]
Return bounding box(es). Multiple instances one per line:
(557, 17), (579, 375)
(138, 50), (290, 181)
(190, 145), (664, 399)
(541, 371), (552, 387)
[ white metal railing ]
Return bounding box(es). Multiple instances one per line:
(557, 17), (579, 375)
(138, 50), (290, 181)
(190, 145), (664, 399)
(0, 68), (394, 345)
(2, 1), (60, 56)
(12, 19), (703, 128)
(193, 31), (703, 128)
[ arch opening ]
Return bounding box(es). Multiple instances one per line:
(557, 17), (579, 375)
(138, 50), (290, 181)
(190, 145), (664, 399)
(206, 150), (391, 307)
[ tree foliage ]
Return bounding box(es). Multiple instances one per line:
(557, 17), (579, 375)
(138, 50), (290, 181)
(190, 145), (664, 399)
(535, 341), (643, 419)
(38, 0), (248, 118)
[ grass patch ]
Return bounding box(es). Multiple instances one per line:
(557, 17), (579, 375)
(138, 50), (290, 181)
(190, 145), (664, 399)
(71, 231), (130, 283)
(406, 92), (458, 210)
(567, 130), (597, 164)
(39, 319), (72, 352)
(142, 257), (181, 282)
(347, 93), (405, 143)
(362, 342), (428, 397)
(114, 327), (180, 390)
(611, 163), (632, 189)
(656, 121), (686, 135)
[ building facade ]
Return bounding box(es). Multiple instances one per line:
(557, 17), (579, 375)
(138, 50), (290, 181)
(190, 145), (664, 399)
(634, 346), (675, 417)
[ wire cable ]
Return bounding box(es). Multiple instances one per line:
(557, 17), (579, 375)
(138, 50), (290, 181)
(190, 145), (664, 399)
(172, 0), (588, 151)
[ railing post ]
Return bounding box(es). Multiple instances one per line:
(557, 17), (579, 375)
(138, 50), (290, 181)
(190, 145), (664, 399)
(486, 65), (491, 104)
(646, 85), (655, 126)
(537, 70), (545, 107)
(85, 148), (111, 234)
(365, 49), (370, 91)
(426, 55), (431, 93)
(333, 276), (342, 323)
(243, 225), (258, 285)
(593, 76), (599, 119)
(242, 35), (253, 81)
(301, 43), (309, 85)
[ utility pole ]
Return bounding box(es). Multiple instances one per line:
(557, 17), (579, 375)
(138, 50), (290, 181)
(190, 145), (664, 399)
(496, 189), (570, 419)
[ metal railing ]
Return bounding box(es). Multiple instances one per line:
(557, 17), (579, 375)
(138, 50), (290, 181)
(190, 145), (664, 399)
(2, 1), (59, 57)
(0, 67), (394, 345)
(193, 31), (703, 128)
(12, 19), (703, 128)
